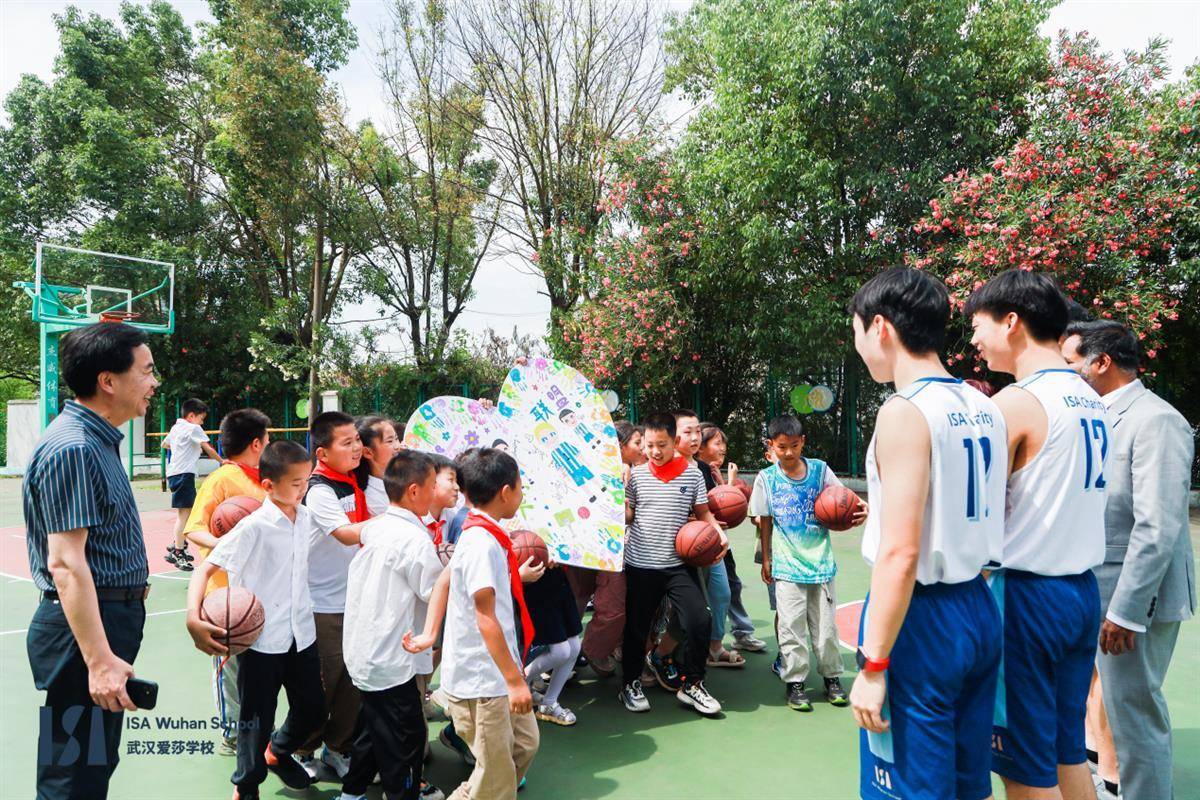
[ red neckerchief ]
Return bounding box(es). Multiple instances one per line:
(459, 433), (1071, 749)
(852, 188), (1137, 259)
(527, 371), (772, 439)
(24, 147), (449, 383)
(426, 518), (445, 546)
(463, 513), (535, 660)
(223, 460), (261, 485)
(648, 455), (688, 483)
(313, 462), (368, 523)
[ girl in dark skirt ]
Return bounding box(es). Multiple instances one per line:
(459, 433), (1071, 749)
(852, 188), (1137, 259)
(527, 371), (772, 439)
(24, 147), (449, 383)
(523, 564), (583, 726)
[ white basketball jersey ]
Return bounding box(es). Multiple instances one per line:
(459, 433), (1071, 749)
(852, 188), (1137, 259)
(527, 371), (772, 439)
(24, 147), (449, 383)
(1003, 369), (1107, 575)
(863, 378), (1008, 585)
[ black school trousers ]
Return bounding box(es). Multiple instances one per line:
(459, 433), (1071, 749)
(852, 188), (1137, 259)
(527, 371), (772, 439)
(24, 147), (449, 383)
(621, 564), (711, 684)
(342, 677), (425, 800)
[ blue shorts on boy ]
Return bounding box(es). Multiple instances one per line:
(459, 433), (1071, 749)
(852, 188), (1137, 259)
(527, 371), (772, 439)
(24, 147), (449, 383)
(859, 576), (1001, 800)
(989, 569), (1101, 787)
(168, 472), (197, 508)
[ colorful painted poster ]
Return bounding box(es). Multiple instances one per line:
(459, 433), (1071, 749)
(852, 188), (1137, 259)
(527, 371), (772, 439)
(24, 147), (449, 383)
(401, 396), (509, 457)
(499, 358), (624, 571)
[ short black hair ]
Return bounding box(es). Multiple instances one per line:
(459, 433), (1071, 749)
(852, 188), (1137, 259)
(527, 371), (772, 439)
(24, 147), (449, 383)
(458, 447), (521, 506)
(848, 267), (950, 355)
(429, 453), (456, 474)
(963, 269), (1068, 343)
(384, 450), (435, 503)
(1065, 320), (1140, 373)
(558, 408), (576, 422)
(643, 411), (676, 439)
(1064, 298), (1092, 325)
(614, 420), (638, 446)
(767, 415), (805, 439)
(310, 411), (356, 450)
(218, 408), (271, 456)
(181, 398), (208, 417)
(60, 322), (150, 399)
(259, 439), (311, 482)
(672, 407), (699, 423)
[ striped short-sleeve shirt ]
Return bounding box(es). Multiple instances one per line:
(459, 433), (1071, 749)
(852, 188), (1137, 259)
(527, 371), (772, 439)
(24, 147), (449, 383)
(624, 461), (706, 569)
(22, 401), (149, 591)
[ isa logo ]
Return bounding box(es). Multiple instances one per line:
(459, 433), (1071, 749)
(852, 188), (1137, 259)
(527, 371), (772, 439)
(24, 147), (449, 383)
(38, 705), (110, 767)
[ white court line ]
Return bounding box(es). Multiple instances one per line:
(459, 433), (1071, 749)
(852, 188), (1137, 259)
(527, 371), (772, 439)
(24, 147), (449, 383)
(149, 572), (191, 581)
(0, 607), (185, 637)
(0, 570), (32, 582)
(835, 599), (865, 652)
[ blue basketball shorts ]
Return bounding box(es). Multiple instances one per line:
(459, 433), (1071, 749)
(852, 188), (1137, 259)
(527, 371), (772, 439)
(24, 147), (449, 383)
(860, 575), (1001, 800)
(989, 569), (1101, 787)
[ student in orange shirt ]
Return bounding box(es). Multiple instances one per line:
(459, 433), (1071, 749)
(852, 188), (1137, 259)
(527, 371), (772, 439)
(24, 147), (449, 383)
(183, 408), (271, 756)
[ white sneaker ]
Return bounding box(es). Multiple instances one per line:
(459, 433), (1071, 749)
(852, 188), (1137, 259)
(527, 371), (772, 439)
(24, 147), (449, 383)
(619, 680), (650, 712)
(320, 746), (351, 779)
(677, 681), (722, 716)
(295, 752), (319, 780)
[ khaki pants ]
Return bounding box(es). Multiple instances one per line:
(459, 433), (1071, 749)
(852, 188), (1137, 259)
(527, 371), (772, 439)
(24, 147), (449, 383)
(446, 694), (540, 799)
(300, 612), (362, 755)
(776, 579), (843, 685)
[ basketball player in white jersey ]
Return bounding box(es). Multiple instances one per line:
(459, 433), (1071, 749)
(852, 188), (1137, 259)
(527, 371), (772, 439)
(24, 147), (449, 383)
(850, 267), (1007, 800)
(966, 270), (1106, 800)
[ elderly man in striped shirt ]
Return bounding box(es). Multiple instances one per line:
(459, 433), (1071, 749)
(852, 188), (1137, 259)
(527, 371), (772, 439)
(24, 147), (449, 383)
(23, 322), (160, 800)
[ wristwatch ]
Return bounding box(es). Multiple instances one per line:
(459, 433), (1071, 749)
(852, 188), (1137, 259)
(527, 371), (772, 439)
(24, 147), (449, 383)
(856, 647), (889, 673)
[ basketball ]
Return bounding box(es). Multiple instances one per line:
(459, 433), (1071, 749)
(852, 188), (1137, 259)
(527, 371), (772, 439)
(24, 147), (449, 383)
(436, 541), (455, 567)
(813, 484), (862, 531)
(707, 484), (748, 527)
(200, 586), (265, 655)
(675, 520), (723, 567)
(512, 530), (549, 568)
(733, 478), (752, 502)
(209, 495), (262, 537)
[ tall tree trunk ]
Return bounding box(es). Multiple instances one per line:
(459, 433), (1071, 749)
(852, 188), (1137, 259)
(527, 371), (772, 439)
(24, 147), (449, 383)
(310, 209), (324, 416)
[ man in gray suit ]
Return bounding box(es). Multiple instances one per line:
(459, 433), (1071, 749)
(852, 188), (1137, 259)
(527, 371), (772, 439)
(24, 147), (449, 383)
(1062, 320), (1196, 800)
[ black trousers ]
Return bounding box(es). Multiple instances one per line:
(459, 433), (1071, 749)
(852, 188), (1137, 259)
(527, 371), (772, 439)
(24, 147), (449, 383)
(342, 677), (425, 799)
(622, 564), (711, 684)
(28, 595), (146, 800)
(233, 642), (326, 793)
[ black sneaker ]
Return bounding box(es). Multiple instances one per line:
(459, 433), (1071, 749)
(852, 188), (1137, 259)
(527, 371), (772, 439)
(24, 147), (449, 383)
(825, 677), (849, 707)
(165, 546), (194, 571)
(787, 682), (813, 712)
(177, 544), (196, 562)
(646, 651), (683, 692)
(263, 743), (313, 789)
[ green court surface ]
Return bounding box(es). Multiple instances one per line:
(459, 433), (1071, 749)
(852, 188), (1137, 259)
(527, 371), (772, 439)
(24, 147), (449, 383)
(2, 476), (1198, 799)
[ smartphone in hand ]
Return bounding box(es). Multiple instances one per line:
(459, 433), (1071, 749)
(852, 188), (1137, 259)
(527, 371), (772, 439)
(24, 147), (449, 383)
(126, 677), (158, 710)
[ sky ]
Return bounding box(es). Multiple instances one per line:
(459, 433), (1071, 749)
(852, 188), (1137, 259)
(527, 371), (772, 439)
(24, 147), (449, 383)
(3, 0), (1199, 351)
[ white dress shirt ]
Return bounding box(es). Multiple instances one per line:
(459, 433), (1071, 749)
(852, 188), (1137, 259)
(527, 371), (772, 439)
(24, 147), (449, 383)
(343, 506), (444, 691)
(207, 498), (317, 654)
(1102, 378), (1148, 633)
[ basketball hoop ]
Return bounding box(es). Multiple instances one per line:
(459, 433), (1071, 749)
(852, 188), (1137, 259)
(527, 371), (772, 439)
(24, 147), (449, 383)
(99, 310), (142, 323)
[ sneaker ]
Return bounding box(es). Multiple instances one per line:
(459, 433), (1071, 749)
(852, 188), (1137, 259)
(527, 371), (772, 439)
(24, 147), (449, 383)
(518, 776), (527, 791)
(165, 546), (194, 571)
(732, 633), (766, 652)
(646, 651), (683, 692)
(787, 682), (813, 712)
(535, 702), (577, 726)
(263, 743), (314, 789)
(439, 723), (475, 766)
(218, 736), (237, 757)
(676, 681), (722, 716)
(233, 791), (258, 800)
(320, 746), (351, 779)
(824, 677), (849, 707)
(639, 667), (657, 686)
(420, 782), (446, 800)
(589, 654), (616, 678)
(177, 544), (195, 561)
(295, 752), (318, 780)
(771, 652), (783, 680)
(618, 680), (650, 712)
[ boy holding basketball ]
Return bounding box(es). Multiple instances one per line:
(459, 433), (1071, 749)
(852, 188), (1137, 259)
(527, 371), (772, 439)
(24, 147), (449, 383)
(404, 447), (540, 798)
(184, 408), (271, 754)
(849, 267), (1006, 800)
(341, 449), (446, 800)
(185, 439), (325, 798)
(162, 397), (220, 570)
(750, 414), (862, 711)
(618, 411), (727, 717)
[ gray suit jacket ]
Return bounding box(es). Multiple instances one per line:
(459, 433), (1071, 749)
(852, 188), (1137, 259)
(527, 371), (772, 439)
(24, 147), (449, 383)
(1096, 380), (1196, 626)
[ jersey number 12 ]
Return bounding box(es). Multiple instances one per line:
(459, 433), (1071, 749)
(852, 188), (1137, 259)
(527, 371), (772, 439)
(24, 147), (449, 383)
(962, 437), (993, 520)
(1079, 418), (1108, 490)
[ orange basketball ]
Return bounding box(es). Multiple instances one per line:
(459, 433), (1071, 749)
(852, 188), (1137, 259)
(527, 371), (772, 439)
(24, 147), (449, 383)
(209, 496), (262, 537)
(707, 484), (748, 527)
(675, 520), (723, 567)
(813, 484), (862, 532)
(733, 478), (752, 502)
(512, 530), (549, 568)
(200, 586), (265, 655)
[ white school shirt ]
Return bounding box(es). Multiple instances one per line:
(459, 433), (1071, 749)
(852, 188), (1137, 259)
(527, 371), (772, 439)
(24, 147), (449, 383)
(863, 377), (1008, 585)
(305, 483), (361, 613)
(164, 418), (208, 477)
(343, 506), (444, 690)
(365, 475), (389, 518)
(1003, 369), (1108, 575)
(440, 510), (520, 699)
(207, 498), (317, 654)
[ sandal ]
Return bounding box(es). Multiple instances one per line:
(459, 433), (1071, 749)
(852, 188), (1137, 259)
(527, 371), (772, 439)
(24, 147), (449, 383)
(706, 648), (746, 668)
